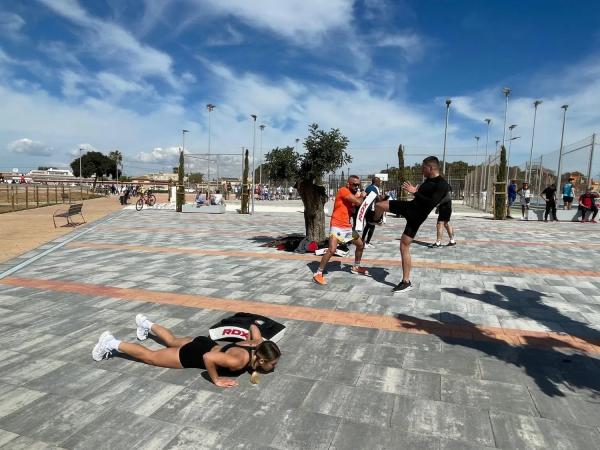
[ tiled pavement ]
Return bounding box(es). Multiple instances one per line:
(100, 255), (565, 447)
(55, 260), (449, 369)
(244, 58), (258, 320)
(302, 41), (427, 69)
(0, 205), (600, 449)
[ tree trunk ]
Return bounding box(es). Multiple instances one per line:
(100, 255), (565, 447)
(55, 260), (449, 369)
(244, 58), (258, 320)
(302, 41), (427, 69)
(241, 150), (250, 214)
(299, 180), (327, 243)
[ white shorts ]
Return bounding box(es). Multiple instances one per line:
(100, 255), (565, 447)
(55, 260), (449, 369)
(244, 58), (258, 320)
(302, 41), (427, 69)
(330, 227), (359, 243)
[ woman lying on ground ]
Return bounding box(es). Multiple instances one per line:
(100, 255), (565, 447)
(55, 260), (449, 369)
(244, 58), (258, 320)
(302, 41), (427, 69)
(92, 314), (281, 388)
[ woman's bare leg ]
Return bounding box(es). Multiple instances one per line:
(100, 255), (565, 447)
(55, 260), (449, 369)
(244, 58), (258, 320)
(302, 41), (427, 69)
(150, 324), (193, 348)
(118, 342), (183, 368)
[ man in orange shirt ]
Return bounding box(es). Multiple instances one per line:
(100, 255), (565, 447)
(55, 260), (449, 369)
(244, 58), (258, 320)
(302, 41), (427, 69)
(313, 175), (368, 285)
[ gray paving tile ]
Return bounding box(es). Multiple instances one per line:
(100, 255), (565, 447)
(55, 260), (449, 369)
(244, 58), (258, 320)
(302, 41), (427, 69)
(490, 410), (600, 449)
(391, 396), (495, 446)
(0, 394), (105, 446)
(357, 364), (441, 400)
(61, 408), (181, 450)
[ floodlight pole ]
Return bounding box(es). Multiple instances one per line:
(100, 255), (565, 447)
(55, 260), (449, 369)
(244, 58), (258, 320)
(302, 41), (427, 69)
(250, 114), (257, 215)
(556, 104), (569, 193)
(527, 100), (542, 183)
(259, 124), (266, 186)
(442, 98), (451, 175)
(79, 148), (83, 186)
(502, 87), (511, 147)
(206, 104), (215, 193)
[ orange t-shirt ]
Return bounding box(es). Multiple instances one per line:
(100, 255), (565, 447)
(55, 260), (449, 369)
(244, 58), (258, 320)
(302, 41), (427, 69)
(330, 187), (356, 228)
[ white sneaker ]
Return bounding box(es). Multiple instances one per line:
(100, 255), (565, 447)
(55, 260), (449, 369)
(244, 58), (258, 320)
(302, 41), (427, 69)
(136, 314), (150, 341)
(365, 243), (374, 248)
(92, 331), (114, 361)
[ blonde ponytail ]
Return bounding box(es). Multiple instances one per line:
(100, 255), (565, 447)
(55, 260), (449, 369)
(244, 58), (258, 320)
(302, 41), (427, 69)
(250, 370), (260, 384)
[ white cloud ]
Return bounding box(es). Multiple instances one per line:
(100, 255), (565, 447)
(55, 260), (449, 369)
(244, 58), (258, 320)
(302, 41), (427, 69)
(193, 0), (353, 44)
(137, 147), (181, 163)
(0, 12), (25, 39)
(37, 0), (178, 87)
(7, 138), (52, 156)
(205, 24), (244, 47)
(373, 32), (424, 62)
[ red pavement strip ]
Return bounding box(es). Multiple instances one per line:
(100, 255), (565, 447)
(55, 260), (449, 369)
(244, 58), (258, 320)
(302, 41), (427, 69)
(2, 276), (599, 355)
(67, 241), (600, 278)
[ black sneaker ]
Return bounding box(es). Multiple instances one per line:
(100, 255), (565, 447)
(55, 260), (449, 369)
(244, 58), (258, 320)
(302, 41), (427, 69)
(446, 241), (457, 247)
(428, 242), (442, 248)
(392, 280), (413, 293)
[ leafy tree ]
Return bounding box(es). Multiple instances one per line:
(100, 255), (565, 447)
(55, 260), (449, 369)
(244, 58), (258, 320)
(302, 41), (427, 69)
(494, 145), (507, 219)
(265, 123), (350, 242)
(188, 172), (204, 184)
(108, 150), (122, 180)
(70, 151), (114, 187)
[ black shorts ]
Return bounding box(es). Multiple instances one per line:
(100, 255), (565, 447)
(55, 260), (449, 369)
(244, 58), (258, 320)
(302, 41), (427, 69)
(389, 200), (426, 239)
(178, 336), (217, 369)
(563, 196), (573, 203)
(437, 203), (452, 222)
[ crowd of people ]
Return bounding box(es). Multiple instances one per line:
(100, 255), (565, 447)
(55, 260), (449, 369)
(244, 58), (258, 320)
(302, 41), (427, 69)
(510, 177), (599, 222)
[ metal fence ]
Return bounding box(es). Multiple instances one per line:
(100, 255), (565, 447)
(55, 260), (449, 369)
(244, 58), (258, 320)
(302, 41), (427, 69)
(464, 134), (598, 212)
(0, 184), (98, 213)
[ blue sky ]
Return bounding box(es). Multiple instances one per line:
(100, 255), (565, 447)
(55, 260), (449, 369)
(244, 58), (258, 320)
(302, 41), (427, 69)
(1, 0), (600, 177)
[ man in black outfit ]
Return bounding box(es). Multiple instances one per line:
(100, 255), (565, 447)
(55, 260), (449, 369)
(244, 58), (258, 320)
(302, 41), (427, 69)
(372, 156), (450, 293)
(540, 183), (558, 222)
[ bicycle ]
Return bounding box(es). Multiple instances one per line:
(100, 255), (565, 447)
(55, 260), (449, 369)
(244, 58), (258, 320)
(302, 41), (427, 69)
(135, 191), (157, 211)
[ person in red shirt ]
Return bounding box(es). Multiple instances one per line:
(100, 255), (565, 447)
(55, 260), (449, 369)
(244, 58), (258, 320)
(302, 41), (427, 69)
(313, 175), (368, 285)
(577, 188), (599, 223)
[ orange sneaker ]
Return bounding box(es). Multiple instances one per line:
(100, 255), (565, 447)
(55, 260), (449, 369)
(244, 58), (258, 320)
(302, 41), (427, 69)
(313, 273), (327, 285)
(351, 266), (370, 276)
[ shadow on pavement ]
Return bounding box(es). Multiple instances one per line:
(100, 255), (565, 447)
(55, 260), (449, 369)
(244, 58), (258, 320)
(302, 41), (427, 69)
(393, 311), (600, 397)
(444, 284), (600, 346)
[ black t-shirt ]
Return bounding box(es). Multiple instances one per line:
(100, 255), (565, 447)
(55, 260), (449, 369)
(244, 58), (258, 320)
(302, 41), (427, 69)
(541, 187), (556, 202)
(413, 176), (451, 218)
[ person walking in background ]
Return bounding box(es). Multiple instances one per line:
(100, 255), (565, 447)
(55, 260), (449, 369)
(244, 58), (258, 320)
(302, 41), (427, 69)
(562, 177), (575, 210)
(507, 179), (517, 219)
(518, 182), (532, 220)
(540, 183), (558, 222)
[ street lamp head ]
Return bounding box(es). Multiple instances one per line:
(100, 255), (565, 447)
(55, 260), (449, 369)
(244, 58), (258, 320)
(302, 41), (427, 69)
(510, 136), (521, 141)
(182, 129), (189, 133)
(250, 114), (257, 121)
(534, 100), (543, 107)
(475, 136), (480, 140)
(561, 104), (568, 110)
(484, 118), (491, 125)
(206, 104), (215, 111)
(509, 124), (517, 130)
(259, 124), (266, 131)
(502, 87), (511, 96)
(445, 99), (451, 107)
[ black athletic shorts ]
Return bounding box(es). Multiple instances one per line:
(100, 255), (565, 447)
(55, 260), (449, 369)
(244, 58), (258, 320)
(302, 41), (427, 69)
(437, 203), (452, 222)
(178, 336), (217, 369)
(388, 200), (426, 239)
(563, 196), (573, 203)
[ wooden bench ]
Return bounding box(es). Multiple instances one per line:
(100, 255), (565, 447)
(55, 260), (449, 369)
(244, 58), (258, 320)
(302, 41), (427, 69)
(53, 203), (85, 228)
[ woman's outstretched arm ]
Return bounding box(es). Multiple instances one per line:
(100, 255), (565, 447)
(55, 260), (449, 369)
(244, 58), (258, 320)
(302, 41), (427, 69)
(203, 351), (243, 388)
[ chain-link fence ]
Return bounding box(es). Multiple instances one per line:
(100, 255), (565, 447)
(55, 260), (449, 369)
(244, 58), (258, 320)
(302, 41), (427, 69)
(464, 134), (598, 212)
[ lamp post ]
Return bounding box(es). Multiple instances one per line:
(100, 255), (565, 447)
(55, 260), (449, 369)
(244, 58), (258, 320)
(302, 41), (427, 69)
(474, 136), (480, 207)
(259, 124), (266, 186)
(506, 124), (517, 185)
(527, 100), (542, 183)
(442, 98), (451, 175)
(502, 87), (511, 147)
(556, 104), (569, 194)
(482, 118), (491, 200)
(250, 114), (257, 215)
(206, 104), (215, 192)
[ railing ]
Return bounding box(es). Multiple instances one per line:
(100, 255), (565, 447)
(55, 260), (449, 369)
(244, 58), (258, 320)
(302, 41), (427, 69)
(0, 184), (97, 213)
